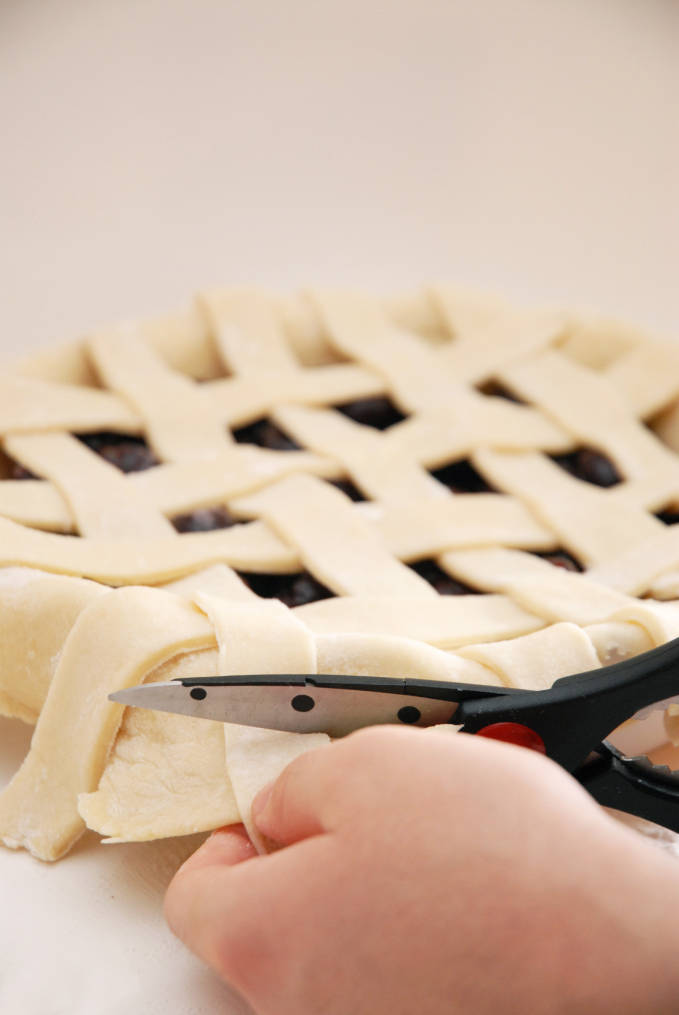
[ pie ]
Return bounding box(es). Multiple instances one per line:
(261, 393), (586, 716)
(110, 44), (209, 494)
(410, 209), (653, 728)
(2, 286), (679, 862)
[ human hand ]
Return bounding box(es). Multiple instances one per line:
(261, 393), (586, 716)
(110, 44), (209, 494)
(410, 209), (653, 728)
(165, 727), (679, 1014)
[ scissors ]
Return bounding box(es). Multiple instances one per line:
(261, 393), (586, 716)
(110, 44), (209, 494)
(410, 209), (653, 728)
(110, 636), (679, 833)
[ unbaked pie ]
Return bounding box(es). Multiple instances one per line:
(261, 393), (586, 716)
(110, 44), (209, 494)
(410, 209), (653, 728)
(3, 287), (679, 861)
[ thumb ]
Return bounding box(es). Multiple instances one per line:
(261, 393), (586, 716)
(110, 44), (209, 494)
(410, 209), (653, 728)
(164, 824), (257, 948)
(176, 823), (258, 877)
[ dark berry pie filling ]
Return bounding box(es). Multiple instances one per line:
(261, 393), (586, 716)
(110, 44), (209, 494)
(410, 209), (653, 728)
(236, 570), (335, 607)
(8, 462), (37, 480)
(171, 507), (237, 533)
(429, 459), (495, 494)
(327, 478), (366, 502)
(76, 432), (160, 472)
(532, 549), (583, 573)
(334, 396), (406, 431)
(409, 558), (480, 595)
(550, 448), (621, 488)
(657, 509), (679, 526)
(232, 418), (301, 451)
(475, 380), (526, 404)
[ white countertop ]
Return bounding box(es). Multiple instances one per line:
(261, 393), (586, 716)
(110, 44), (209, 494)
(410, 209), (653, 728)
(1, 1), (677, 1012)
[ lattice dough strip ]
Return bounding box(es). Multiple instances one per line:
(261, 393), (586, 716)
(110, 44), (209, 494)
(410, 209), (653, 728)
(196, 594), (317, 673)
(4, 433), (175, 539)
(0, 376), (138, 437)
(609, 600), (679, 646)
(429, 285), (567, 385)
(273, 404), (445, 502)
(614, 471), (679, 516)
(588, 526), (679, 595)
(0, 447), (339, 533)
(231, 473), (436, 598)
(459, 622), (601, 691)
(205, 363), (385, 429)
(438, 548), (633, 626)
(473, 449), (663, 567)
(373, 494), (554, 561)
(500, 349), (679, 480)
(196, 593), (324, 851)
(0, 588), (217, 861)
(0, 569), (106, 723)
(295, 594), (543, 648)
(0, 565), (256, 725)
(200, 289), (301, 375)
(585, 621), (654, 666)
(281, 288), (453, 363)
(128, 446), (338, 512)
(309, 290), (468, 412)
(381, 406), (571, 474)
(556, 316), (643, 371)
(162, 563), (257, 600)
(313, 633), (502, 686)
(0, 480), (72, 532)
(648, 572), (679, 601)
(411, 286), (509, 343)
(89, 328), (231, 463)
(444, 395), (573, 454)
(0, 515), (298, 584)
(604, 339), (679, 419)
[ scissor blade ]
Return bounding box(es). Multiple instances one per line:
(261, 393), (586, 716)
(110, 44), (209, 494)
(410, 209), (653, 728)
(109, 676), (464, 737)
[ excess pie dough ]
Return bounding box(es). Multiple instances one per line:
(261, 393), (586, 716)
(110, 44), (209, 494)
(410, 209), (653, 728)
(2, 287), (679, 861)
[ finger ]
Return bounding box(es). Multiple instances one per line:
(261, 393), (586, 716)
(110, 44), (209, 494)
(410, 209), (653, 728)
(165, 825), (257, 940)
(176, 824), (258, 878)
(252, 726), (423, 846)
(165, 830), (338, 999)
(250, 742), (336, 846)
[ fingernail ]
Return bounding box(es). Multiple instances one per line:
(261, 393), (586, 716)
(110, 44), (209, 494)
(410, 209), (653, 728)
(251, 781), (275, 825)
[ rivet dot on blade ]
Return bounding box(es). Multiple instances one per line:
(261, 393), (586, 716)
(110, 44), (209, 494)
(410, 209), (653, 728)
(397, 706), (421, 724)
(190, 687), (207, 700)
(291, 694), (315, 712)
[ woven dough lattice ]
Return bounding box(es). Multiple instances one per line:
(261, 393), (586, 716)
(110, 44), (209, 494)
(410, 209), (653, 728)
(2, 286), (679, 860)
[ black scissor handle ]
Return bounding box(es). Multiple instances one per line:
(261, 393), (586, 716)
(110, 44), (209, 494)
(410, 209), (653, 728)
(455, 636), (679, 772)
(577, 745), (679, 834)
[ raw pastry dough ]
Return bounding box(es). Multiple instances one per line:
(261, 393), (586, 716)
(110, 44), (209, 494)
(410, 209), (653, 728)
(1, 286), (679, 861)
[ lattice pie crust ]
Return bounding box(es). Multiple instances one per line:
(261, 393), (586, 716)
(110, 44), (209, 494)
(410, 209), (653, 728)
(2, 287), (679, 861)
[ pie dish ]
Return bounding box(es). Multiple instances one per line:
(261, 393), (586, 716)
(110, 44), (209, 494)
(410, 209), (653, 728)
(3, 286), (679, 862)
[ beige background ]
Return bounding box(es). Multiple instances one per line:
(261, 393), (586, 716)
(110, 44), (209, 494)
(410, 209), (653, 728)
(1, 1), (678, 1013)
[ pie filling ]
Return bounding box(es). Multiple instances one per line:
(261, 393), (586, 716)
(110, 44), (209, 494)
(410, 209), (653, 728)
(233, 418), (301, 451)
(475, 380), (525, 403)
(429, 459), (495, 493)
(236, 570), (334, 607)
(334, 396), (407, 430)
(408, 559), (480, 595)
(532, 550), (583, 573)
(550, 448), (621, 488)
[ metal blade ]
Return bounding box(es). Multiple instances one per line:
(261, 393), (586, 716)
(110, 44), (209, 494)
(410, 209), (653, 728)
(109, 678), (460, 737)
